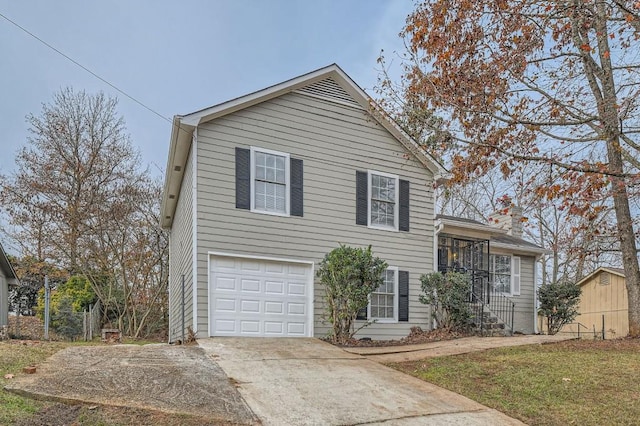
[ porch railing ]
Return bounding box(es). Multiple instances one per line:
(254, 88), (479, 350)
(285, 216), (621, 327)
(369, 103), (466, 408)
(469, 287), (515, 335)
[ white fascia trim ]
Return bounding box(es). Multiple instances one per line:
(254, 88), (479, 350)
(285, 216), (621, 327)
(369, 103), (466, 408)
(177, 63), (445, 177)
(491, 242), (548, 255)
(439, 218), (508, 235)
(180, 65), (345, 127)
(191, 132), (198, 334)
(367, 170), (399, 232)
(250, 146), (291, 217)
(207, 251), (315, 338)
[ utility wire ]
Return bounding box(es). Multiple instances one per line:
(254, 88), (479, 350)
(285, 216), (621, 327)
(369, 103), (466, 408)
(0, 11), (173, 126)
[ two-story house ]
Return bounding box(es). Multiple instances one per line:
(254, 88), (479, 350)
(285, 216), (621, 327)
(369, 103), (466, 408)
(161, 64), (543, 342)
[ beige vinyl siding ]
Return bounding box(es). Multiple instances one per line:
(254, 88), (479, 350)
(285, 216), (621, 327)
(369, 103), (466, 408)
(195, 91), (435, 340)
(491, 251), (536, 334)
(552, 271), (628, 338)
(168, 146), (194, 343)
(512, 255), (535, 334)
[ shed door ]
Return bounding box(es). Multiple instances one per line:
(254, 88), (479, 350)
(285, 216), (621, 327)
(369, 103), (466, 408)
(209, 256), (313, 337)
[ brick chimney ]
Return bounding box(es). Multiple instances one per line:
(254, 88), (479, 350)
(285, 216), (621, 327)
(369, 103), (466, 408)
(488, 206), (523, 238)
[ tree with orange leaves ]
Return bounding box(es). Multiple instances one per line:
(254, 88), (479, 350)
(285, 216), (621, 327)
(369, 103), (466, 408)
(382, 1), (640, 335)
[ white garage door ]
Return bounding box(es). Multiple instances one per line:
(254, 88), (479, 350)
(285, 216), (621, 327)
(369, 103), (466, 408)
(209, 255), (313, 337)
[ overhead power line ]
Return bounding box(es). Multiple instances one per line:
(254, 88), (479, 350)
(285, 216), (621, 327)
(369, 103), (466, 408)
(0, 11), (172, 125)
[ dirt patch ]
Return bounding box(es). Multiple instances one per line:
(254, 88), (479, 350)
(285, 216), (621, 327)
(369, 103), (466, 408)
(544, 336), (640, 351)
(4, 344), (258, 425)
(13, 402), (242, 426)
(333, 327), (470, 347)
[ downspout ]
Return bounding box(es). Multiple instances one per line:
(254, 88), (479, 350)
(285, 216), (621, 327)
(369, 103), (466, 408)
(433, 217), (444, 330)
(191, 129), (198, 336)
(533, 254), (540, 334)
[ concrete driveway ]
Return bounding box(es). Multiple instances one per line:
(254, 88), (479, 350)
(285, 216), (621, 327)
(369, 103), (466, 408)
(199, 338), (525, 425)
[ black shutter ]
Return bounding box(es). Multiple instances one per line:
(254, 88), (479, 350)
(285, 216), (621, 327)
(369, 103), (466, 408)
(356, 171), (368, 225)
(290, 158), (303, 217)
(235, 147), (251, 210)
(356, 306), (367, 321)
(398, 270), (409, 322)
(399, 179), (410, 232)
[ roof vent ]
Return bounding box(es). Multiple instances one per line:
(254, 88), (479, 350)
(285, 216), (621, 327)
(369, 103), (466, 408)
(165, 216), (171, 220)
(174, 165), (182, 172)
(599, 272), (610, 286)
(168, 194), (176, 199)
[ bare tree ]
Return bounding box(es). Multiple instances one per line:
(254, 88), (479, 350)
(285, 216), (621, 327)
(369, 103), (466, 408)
(0, 88), (168, 337)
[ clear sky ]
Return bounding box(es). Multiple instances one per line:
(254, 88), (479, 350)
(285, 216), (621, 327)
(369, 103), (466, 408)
(0, 0), (413, 177)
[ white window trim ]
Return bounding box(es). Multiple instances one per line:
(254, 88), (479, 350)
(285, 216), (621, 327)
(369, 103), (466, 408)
(490, 254), (520, 297)
(367, 170), (399, 232)
(250, 146), (291, 217)
(368, 266), (399, 323)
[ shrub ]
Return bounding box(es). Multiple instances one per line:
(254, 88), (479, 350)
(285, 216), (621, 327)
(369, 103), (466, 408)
(419, 272), (472, 331)
(538, 280), (581, 335)
(52, 295), (83, 340)
(317, 244), (387, 344)
(36, 275), (96, 339)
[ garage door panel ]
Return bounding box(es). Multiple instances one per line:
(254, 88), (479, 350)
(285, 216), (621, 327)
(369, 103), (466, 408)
(288, 283), (306, 296)
(215, 276), (237, 291)
(288, 302), (305, 315)
(265, 301), (284, 314)
(240, 300), (260, 313)
(288, 264), (309, 277)
(241, 279), (261, 292)
(265, 263), (285, 274)
(240, 320), (261, 334)
(214, 319), (237, 333)
(210, 256), (312, 337)
(265, 281), (284, 294)
(287, 323), (306, 335)
(264, 322), (283, 334)
(213, 257), (237, 271)
(215, 298), (236, 312)
(240, 260), (261, 273)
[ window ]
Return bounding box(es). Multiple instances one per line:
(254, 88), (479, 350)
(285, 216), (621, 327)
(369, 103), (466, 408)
(369, 268), (398, 322)
(236, 147), (303, 216)
(489, 254), (521, 295)
(356, 170), (409, 231)
(368, 171), (399, 230)
(251, 147), (290, 215)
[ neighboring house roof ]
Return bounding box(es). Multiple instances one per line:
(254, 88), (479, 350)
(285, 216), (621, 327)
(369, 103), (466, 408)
(0, 242), (19, 286)
(576, 267), (626, 287)
(436, 214), (547, 255)
(161, 64), (448, 229)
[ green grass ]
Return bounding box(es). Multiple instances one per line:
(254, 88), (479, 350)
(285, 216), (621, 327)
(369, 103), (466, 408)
(0, 341), (77, 424)
(390, 339), (640, 426)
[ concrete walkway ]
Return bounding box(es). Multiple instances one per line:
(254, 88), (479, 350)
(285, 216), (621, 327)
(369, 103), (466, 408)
(344, 334), (574, 363)
(199, 337), (526, 426)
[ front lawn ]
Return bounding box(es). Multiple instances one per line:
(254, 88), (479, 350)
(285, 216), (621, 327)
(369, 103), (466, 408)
(389, 339), (640, 426)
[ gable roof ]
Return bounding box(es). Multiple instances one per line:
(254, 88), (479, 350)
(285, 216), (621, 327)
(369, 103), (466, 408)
(576, 267), (626, 287)
(0, 242), (19, 285)
(161, 64), (447, 228)
(436, 214), (547, 255)
(436, 214), (504, 234)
